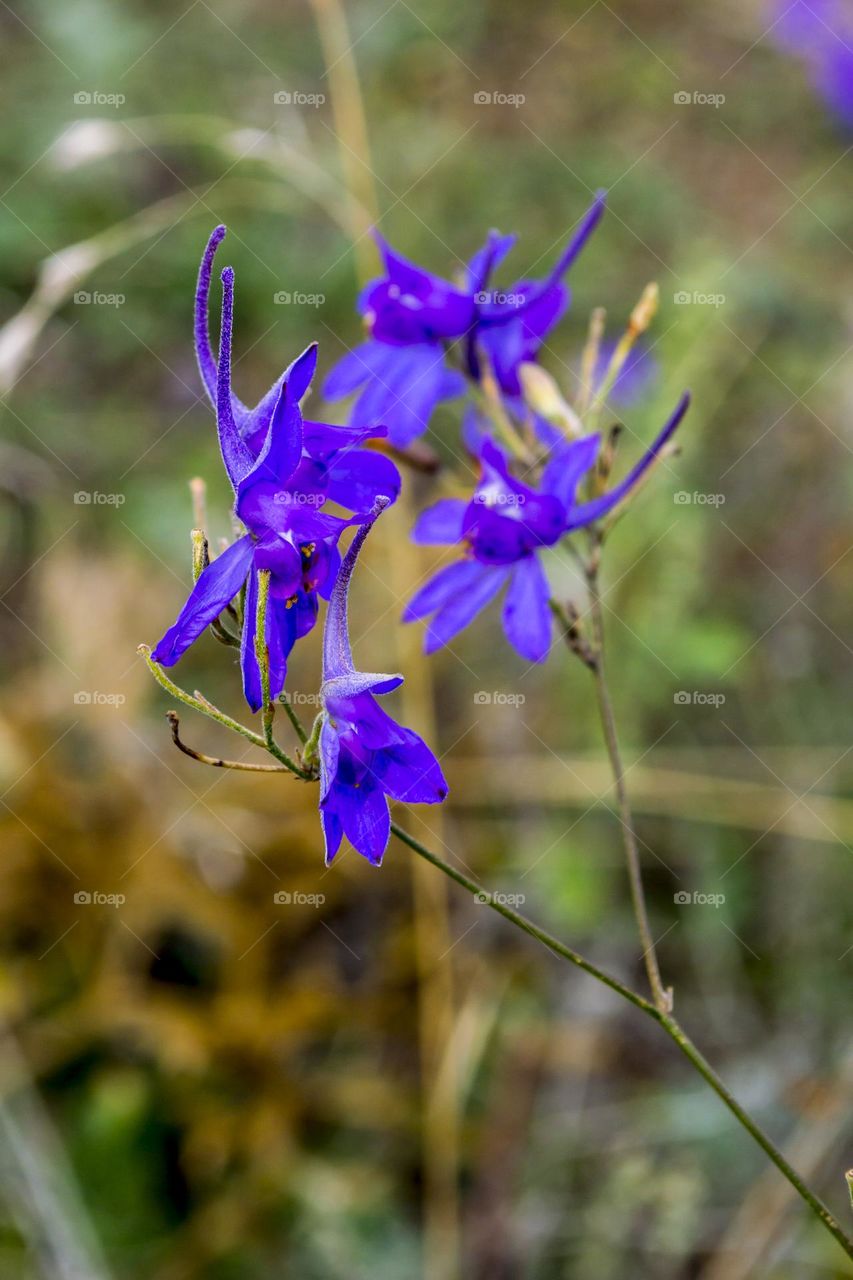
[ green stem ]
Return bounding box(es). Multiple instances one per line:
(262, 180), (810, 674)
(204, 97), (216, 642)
(389, 822), (853, 1262)
(389, 822), (656, 1015)
(585, 561), (671, 1014)
(280, 698), (309, 744)
(138, 645), (307, 778)
(660, 1014), (853, 1260)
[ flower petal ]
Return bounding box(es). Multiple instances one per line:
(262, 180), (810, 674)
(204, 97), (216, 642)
(502, 555), (552, 662)
(403, 560), (489, 623)
(151, 535), (253, 667)
(411, 498), (467, 546)
(338, 773), (390, 865)
(325, 448), (401, 513)
(348, 342), (465, 446)
(566, 392), (690, 529)
(319, 717), (340, 802)
(374, 733), (448, 805)
(240, 566), (262, 713)
(320, 790), (345, 865)
(194, 225), (229, 407)
(540, 433), (600, 512)
(216, 267), (255, 489)
(423, 565), (509, 654)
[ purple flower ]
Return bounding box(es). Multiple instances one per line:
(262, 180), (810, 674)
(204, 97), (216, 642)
(152, 266), (370, 712)
(323, 194), (606, 445)
(403, 393), (690, 662)
(195, 226), (401, 515)
(319, 500), (448, 866)
(771, 0), (853, 128)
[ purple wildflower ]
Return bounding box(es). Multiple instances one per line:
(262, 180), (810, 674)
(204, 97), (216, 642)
(403, 393), (690, 662)
(323, 193), (606, 445)
(152, 262), (380, 711)
(319, 499), (448, 866)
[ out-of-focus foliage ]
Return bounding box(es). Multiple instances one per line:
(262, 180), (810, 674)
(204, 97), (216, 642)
(0, 0), (851, 1277)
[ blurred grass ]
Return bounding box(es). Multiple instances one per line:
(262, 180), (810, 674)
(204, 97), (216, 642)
(0, 0), (852, 1276)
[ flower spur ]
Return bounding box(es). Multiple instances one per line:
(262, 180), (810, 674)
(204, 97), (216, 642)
(317, 499), (448, 866)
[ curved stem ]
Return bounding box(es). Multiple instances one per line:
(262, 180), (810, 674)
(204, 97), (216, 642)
(167, 712), (290, 772)
(389, 822), (657, 1016)
(586, 562), (671, 1014)
(389, 821), (853, 1262)
(661, 1013), (853, 1260)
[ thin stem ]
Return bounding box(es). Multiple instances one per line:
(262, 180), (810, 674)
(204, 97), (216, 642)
(167, 712), (290, 772)
(138, 645), (307, 778)
(389, 822), (657, 1016)
(280, 698), (308, 744)
(660, 1014), (853, 1261)
(389, 821), (853, 1262)
(585, 562), (672, 1014)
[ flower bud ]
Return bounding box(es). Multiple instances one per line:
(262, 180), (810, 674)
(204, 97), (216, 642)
(518, 363), (583, 438)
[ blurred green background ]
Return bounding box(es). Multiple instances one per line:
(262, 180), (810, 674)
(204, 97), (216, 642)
(0, 0), (851, 1276)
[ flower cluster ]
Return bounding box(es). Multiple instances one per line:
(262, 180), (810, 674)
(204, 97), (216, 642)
(403, 395), (689, 661)
(323, 193), (606, 444)
(147, 200), (690, 868)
